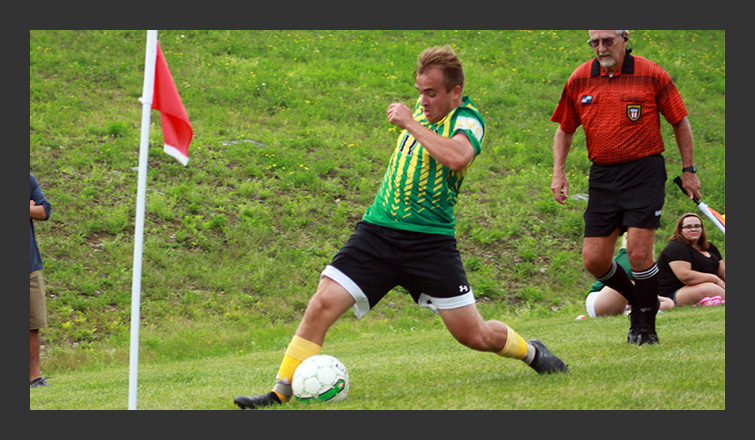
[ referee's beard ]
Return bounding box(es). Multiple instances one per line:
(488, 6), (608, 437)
(597, 52), (619, 70)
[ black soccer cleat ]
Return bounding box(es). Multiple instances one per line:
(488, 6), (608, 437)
(234, 391), (281, 409)
(30, 376), (52, 388)
(528, 340), (568, 374)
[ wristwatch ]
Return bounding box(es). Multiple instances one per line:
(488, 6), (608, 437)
(682, 164), (697, 173)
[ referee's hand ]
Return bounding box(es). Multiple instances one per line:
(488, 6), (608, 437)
(551, 173), (569, 205)
(681, 172), (702, 201)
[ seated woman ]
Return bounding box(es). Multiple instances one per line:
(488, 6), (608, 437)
(657, 213), (725, 307)
(585, 236), (674, 318)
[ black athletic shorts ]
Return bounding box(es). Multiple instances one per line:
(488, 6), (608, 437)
(322, 221), (475, 318)
(584, 154), (666, 237)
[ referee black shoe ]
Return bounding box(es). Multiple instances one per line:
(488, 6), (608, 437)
(634, 308), (659, 346)
(627, 310), (641, 344)
(528, 340), (568, 375)
(635, 329), (659, 346)
(628, 300), (659, 346)
(234, 391), (281, 409)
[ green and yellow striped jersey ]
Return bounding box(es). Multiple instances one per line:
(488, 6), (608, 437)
(363, 96), (485, 236)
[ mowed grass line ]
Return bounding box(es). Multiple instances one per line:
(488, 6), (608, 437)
(29, 306), (724, 410)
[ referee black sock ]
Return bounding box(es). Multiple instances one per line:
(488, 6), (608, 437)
(597, 260), (638, 307)
(631, 264), (659, 310)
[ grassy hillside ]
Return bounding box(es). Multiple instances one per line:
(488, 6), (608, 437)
(29, 30), (725, 370)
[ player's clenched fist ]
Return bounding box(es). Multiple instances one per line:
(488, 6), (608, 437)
(387, 103), (414, 130)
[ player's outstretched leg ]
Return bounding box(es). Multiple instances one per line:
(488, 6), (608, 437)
(234, 278), (352, 409)
(234, 335), (322, 409)
(440, 305), (568, 375)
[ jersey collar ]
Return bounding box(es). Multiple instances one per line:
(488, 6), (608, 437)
(591, 50), (635, 77)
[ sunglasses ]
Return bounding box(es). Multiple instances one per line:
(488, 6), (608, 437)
(587, 37), (619, 48)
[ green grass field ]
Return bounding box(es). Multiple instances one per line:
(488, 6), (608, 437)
(30, 304), (724, 410)
(29, 30), (725, 410)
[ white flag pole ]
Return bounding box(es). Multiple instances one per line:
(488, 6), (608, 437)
(698, 202), (726, 236)
(129, 29), (158, 410)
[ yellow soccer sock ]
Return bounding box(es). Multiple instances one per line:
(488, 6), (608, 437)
(271, 335), (321, 401)
(496, 325), (535, 365)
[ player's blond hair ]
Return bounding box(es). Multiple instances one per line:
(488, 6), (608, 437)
(415, 45), (465, 92)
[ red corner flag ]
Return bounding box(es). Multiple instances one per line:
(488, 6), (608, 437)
(152, 42), (193, 166)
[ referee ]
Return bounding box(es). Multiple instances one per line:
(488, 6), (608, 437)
(550, 30), (702, 345)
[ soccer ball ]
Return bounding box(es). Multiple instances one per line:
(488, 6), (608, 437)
(292, 354), (349, 402)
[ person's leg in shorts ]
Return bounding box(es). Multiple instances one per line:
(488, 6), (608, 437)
(582, 161), (639, 309)
(30, 270), (47, 384)
(673, 282), (725, 306)
(586, 288), (673, 318)
(397, 231), (567, 375)
(433, 290), (567, 375)
(620, 156), (666, 344)
(582, 156), (665, 344)
(586, 287), (629, 318)
(242, 222), (399, 406)
(234, 223), (569, 409)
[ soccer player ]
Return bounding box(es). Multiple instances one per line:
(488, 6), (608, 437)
(550, 30), (702, 345)
(235, 46), (567, 409)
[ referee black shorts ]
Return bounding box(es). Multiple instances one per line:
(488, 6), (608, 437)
(322, 221), (475, 318)
(584, 154), (666, 237)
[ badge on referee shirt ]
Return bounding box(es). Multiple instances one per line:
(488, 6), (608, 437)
(626, 104), (642, 121)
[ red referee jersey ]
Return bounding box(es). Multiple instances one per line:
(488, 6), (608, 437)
(551, 53), (688, 165)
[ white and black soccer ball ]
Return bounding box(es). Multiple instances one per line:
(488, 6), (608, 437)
(292, 354), (349, 402)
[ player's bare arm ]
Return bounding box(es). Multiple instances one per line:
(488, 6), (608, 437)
(386, 102), (475, 172)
